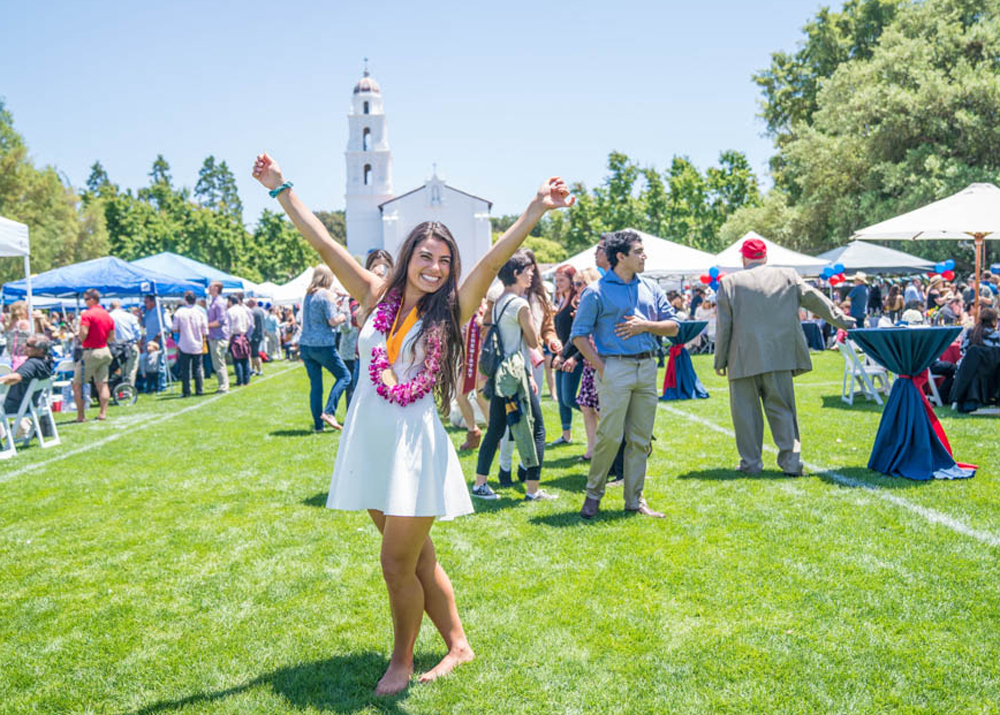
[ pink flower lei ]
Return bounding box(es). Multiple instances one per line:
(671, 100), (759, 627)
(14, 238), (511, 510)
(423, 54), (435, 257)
(369, 289), (444, 406)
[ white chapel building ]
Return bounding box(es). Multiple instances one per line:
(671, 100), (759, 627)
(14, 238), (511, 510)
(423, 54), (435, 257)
(344, 69), (493, 267)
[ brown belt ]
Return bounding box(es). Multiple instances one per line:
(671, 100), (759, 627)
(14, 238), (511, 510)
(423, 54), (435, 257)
(603, 351), (657, 361)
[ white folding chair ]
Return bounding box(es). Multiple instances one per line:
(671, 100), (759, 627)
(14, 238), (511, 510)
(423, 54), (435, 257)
(0, 384), (16, 460)
(839, 339), (892, 406)
(7, 377), (61, 450)
(922, 368), (945, 407)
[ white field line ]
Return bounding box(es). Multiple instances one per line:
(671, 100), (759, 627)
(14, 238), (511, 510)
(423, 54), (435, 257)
(658, 402), (1000, 548)
(706, 380), (841, 392)
(1, 364), (300, 485)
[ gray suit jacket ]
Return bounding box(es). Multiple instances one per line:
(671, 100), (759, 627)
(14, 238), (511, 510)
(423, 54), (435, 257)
(714, 265), (855, 380)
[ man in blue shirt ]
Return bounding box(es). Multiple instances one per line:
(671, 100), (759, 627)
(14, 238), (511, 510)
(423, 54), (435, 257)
(846, 272), (869, 327)
(571, 230), (679, 519)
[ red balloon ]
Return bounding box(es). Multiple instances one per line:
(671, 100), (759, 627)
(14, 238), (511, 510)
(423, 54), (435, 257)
(927, 271), (938, 277)
(942, 269), (955, 280)
(718, 271), (727, 278)
(700, 275), (712, 284)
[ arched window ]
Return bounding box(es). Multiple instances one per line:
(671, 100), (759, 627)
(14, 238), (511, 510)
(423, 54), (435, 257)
(363, 127), (371, 151)
(363, 101), (369, 114)
(364, 164), (372, 186)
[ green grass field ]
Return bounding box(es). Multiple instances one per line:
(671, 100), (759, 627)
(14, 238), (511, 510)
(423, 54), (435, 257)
(2, 352), (998, 714)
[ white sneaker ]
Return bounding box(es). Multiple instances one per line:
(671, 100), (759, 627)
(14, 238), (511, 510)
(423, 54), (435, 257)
(525, 489), (557, 501)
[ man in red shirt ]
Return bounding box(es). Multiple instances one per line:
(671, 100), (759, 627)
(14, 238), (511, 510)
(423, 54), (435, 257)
(73, 288), (116, 422)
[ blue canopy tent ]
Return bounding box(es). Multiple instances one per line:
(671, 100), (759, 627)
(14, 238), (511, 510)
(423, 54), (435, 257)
(815, 241), (934, 274)
(2, 257), (205, 393)
(2, 256), (205, 299)
(131, 252), (245, 291)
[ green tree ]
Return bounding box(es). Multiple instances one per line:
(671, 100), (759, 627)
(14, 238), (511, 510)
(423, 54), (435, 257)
(251, 209), (314, 282)
(195, 156), (244, 222)
(758, 0), (1000, 257)
(0, 99), (109, 284)
(314, 210), (347, 245)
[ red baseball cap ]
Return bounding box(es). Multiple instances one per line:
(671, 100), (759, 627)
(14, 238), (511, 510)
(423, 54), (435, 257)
(740, 238), (767, 260)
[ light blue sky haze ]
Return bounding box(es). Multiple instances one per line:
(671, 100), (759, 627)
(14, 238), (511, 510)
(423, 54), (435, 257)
(3, 0), (824, 226)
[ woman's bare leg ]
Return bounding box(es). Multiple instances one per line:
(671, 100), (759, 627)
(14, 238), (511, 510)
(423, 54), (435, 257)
(366, 510), (473, 687)
(414, 536), (474, 682)
(368, 511), (436, 696)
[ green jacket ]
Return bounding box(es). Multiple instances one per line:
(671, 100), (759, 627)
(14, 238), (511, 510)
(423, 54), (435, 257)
(494, 350), (539, 468)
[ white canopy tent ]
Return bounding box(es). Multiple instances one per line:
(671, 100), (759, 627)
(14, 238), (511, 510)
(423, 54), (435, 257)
(542, 228), (715, 280)
(0, 216), (31, 315)
(851, 183), (1000, 312)
(815, 241), (933, 274)
(269, 266), (346, 306)
(714, 231), (828, 275)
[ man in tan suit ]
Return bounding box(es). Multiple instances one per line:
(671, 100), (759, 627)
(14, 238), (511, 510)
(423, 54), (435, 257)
(714, 238), (855, 475)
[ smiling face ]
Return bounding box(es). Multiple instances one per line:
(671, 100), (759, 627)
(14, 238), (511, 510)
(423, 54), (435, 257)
(406, 236), (453, 296)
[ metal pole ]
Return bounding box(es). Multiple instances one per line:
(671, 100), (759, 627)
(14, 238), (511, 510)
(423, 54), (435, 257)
(155, 294), (173, 393)
(974, 233), (984, 320)
(24, 254), (32, 320)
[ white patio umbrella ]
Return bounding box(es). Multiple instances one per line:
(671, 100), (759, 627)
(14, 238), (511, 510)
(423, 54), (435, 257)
(714, 231), (828, 274)
(850, 182), (1000, 314)
(0, 216), (31, 315)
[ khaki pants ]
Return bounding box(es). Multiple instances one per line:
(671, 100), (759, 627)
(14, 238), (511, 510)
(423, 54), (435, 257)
(208, 338), (230, 391)
(586, 356), (659, 509)
(728, 370), (802, 474)
(120, 343), (140, 386)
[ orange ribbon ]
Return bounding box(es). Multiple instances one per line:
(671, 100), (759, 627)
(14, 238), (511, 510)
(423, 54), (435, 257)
(386, 306), (419, 364)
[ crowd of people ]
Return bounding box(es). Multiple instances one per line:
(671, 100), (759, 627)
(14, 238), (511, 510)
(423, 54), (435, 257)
(0, 284), (310, 423)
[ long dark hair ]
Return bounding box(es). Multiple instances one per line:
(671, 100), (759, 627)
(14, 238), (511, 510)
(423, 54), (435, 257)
(378, 222), (464, 409)
(968, 307), (998, 347)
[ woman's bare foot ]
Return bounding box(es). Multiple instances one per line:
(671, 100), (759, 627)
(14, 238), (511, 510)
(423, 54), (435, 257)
(374, 662), (412, 697)
(418, 644), (475, 684)
(320, 413), (342, 430)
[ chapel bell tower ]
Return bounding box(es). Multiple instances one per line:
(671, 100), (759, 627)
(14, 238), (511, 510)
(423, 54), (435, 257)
(345, 61), (393, 255)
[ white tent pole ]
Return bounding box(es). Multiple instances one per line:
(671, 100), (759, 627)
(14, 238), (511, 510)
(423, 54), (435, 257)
(24, 255), (32, 321)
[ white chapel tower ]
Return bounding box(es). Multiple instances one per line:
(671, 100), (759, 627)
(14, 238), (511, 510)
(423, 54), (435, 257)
(345, 65), (393, 256)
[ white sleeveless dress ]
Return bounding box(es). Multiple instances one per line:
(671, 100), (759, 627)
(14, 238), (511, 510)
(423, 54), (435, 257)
(326, 312), (475, 520)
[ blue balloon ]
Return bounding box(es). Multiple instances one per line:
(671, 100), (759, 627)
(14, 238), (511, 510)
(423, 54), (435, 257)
(710, 280), (719, 291)
(709, 266), (719, 278)
(944, 259), (956, 271)
(935, 262), (945, 274)
(821, 266), (832, 278)
(833, 263), (845, 275)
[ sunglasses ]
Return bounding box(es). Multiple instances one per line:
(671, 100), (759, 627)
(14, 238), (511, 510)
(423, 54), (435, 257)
(573, 282), (586, 288)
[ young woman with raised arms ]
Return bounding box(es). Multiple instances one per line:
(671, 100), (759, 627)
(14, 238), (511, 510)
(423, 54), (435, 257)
(252, 153), (573, 696)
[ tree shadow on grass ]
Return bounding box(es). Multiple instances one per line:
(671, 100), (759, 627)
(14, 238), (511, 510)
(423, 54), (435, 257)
(123, 652), (418, 714)
(819, 395), (886, 414)
(529, 508), (632, 528)
(813, 465), (935, 491)
(303, 492), (329, 508)
(271, 428), (324, 437)
(678, 468), (796, 481)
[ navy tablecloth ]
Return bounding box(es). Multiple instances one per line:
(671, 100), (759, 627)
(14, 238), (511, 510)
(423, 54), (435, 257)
(847, 327), (973, 480)
(801, 321), (825, 351)
(661, 321), (708, 401)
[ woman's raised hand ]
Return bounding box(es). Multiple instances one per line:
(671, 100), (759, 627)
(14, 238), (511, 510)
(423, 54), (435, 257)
(536, 177), (575, 211)
(252, 153), (284, 191)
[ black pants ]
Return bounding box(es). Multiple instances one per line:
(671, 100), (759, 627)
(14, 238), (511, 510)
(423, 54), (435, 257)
(179, 351), (204, 396)
(477, 386), (546, 481)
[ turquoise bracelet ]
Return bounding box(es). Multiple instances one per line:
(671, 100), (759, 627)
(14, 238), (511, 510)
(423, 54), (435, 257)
(269, 181), (293, 198)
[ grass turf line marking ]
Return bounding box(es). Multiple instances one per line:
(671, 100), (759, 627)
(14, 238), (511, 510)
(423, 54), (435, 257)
(0, 364), (300, 485)
(658, 402), (1000, 548)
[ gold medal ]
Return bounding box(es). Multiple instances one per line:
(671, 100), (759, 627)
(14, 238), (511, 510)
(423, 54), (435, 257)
(381, 367), (399, 387)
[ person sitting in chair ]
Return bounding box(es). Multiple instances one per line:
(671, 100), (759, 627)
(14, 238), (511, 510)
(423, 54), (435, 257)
(0, 333), (53, 440)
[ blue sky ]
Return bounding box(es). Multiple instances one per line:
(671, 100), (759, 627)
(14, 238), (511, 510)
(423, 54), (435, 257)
(3, 0), (822, 226)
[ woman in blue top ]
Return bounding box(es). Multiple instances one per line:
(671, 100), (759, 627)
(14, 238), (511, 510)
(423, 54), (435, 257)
(299, 265), (351, 431)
